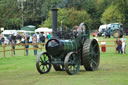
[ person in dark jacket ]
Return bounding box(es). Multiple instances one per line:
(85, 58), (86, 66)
(115, 38), (122, 54)
(24, 37), (29, 55)
(12, 40), (15, 55)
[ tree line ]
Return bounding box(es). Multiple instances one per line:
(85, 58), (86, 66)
(0, 0), (128, 30)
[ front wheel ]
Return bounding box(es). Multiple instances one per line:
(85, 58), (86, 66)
(64, 52), (80, 75)
(36, 52), (51, 74)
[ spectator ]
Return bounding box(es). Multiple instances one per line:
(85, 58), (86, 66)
(24, 37), (29, 56)
(1, 34), (5, 45)
(36, 32), (40, 43)
(40, 32), (45, 43)
(47, 33), (51, 40)
(8, 35), (12, 45)
(12, 40), (15, 55)
(33, 35), (38, 56)
(21, 35), (24, 43)
(29, 34), (33, 43)
(16, 34), (22, 44)
(121, 35), (126, 54)
(115, 38), (122, 54)
(39, 32), (43, 43)
(11, 34), (16, 43)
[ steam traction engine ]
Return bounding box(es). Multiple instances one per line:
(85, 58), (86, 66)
(36, 8), (100, 75)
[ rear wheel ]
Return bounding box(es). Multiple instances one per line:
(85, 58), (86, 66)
(113, 30), (121, 38)
(36, 52), (51, 74)
(64, 52), (80, 75)
(82, 39), (100, 71)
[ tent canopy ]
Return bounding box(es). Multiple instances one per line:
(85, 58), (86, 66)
(21, 25), (36, 31)
(35, 27), (52, 33)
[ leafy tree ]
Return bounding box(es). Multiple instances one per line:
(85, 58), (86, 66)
(101, 4), (125, 24)
(112, 0), (128, 28)
(0, 0), (21, 29)
(40, 8), (92, 29)
(41, 0), (62, 22)
(23, 0), (44, 27)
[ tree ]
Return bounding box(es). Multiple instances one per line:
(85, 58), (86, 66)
(112, 0), (128, 28)
(40, 8), (92, 29)
(101, 4), (125, 24)
(0, 0), (21, 29)
(23, 0), (44, 27)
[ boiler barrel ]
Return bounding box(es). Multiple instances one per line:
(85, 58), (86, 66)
(46, 39), (80, 57)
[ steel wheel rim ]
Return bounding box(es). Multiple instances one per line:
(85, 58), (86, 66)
(89, 41), (99, 69)
(36, 52), (51, 74)
(64, 52), (80, 75)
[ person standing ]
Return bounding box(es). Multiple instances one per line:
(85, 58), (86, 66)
(0, 34), (2, 45)
(33, 35), (38, 56)
(8, 34), (12, 45)
(121, 35), (126, 54)
(47, 33), (51, 40)
(115, 38), (122, 54)
(29, 34), (33, 43)
(24, 37), (29, 56)
(12, 40), (15, 55)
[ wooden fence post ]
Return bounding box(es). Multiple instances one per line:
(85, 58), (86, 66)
(3, 45), (5, 57)
(11, 45), (13, 56)
(40, 43), (42, 52)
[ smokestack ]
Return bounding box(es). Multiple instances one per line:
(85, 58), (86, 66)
(51, 8), (58, 38)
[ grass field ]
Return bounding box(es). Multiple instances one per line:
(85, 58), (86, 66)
(0, 36), (128, 85)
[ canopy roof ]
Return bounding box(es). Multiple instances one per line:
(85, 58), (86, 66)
(35, 27), (52, 33)
(21, 25), (36, 31)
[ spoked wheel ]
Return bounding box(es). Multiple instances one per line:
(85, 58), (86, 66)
(53, 64), (65, 71)
(36, 52), (51, 74)
(82, 39), (100, 71)
(64, 52), (80, 75)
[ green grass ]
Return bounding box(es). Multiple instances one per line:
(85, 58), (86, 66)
(0, 36), (128, 85)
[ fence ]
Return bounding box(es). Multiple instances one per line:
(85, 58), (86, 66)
(98, 40), (116, 53)
(0, 40), (117, 57)
(0, 43), (45, 57)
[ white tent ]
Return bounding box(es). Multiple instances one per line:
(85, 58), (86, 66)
(2, 30), (17, 35)
(35, 27), (52, 33)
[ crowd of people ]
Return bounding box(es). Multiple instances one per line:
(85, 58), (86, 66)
(115, 35), (126, 54)
(0, 32), (51, 55)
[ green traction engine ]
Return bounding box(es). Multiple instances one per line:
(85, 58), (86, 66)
(36, 8), (100, 75)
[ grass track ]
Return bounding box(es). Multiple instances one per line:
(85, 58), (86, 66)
(0, 36), (128, 85)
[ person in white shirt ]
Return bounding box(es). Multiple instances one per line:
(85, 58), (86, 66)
(121, 35), (126, 54)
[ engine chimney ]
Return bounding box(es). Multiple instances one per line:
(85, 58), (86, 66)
(51, 8), (58, 38)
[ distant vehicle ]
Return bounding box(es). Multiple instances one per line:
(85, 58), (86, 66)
(97, 24), (108, 37)
(98, 23), (124, 38)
